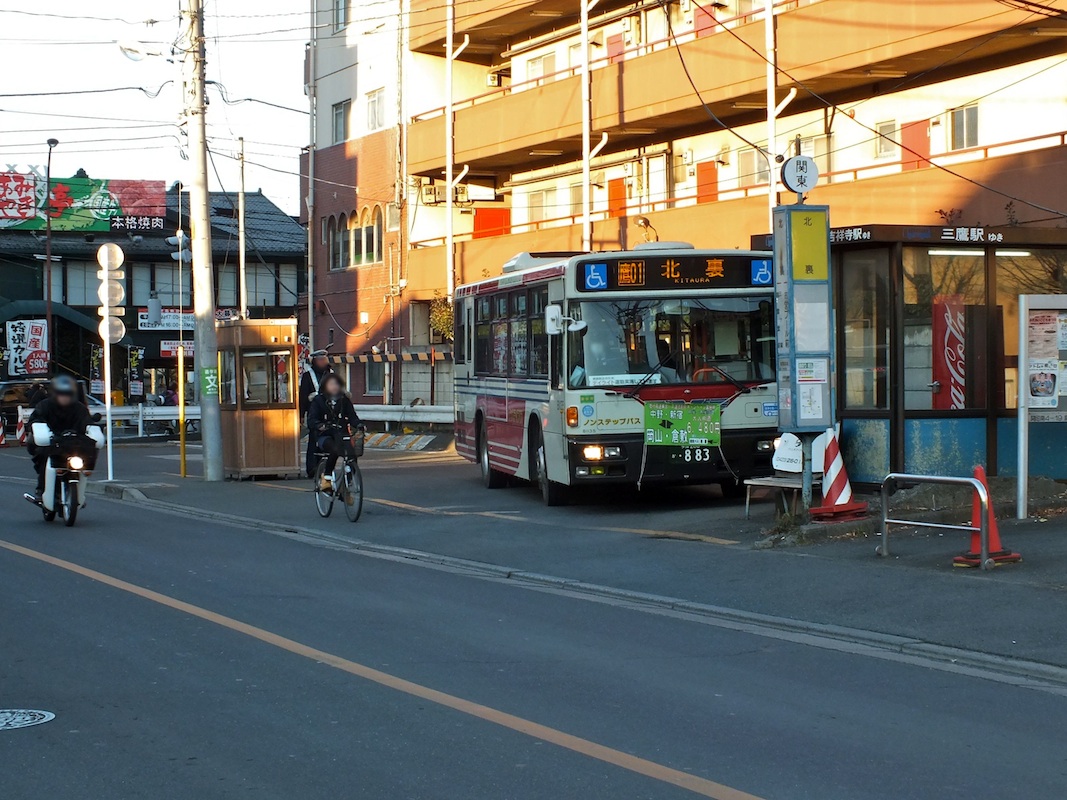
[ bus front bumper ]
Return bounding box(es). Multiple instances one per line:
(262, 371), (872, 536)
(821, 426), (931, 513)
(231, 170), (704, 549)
(566, 430), (777, 485)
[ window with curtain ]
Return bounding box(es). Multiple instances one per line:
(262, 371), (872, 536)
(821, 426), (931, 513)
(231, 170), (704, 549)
(338, 212), (350, 268)
(217, 263), (237, 307)
(277, 264), (298, 305)
(132, 264), (151, 305)
(361, 210), (376, 264)
(155, 263), (191, 306)
(373, 206), (383, 262)
(326, 217), (337, 270)
(365, 360), (384, 395)
(250, 264), (275, 306)
(64, 262), (98, 306)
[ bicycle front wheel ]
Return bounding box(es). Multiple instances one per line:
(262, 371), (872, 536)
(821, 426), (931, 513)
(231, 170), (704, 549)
(314, 461), (334, 518)
(342, 461), (363, 522)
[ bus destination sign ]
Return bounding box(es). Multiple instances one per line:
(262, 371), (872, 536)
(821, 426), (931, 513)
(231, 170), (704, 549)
(577, 255), (772, 293)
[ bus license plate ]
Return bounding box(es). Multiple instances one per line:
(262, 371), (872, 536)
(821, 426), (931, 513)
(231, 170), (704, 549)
(668, 446), (715, 464)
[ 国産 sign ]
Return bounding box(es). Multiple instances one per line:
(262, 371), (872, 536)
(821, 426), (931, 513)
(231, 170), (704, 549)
(5, 319), (48, 376)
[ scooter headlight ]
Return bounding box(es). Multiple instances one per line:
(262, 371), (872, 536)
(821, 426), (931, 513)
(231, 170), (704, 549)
(68, 455), (84, 470)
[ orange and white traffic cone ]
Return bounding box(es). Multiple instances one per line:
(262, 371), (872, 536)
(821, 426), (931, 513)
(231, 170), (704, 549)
(953, 465), (1022, 568)
(0, 420), (7, 447)
(809, 427), (868, 521)
(15, 405), (27, 446)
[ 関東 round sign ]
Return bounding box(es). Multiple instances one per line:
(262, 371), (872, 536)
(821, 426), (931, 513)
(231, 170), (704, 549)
(780, 155), (820, 195)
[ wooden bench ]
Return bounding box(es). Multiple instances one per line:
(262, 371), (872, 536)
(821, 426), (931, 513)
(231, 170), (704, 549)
(743, 474), (823, 519)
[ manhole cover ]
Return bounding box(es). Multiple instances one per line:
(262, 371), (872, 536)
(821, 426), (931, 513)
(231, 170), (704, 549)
(0, 710), (55, 730)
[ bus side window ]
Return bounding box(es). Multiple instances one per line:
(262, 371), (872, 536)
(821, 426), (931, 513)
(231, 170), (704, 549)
(454, 302), (466, 364)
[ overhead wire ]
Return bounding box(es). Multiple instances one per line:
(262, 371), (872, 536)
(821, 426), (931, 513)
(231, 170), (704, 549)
(685, 0), (1067, 219)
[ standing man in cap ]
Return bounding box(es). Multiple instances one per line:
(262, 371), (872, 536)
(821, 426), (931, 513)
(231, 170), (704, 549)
(299, 349), (334, 477)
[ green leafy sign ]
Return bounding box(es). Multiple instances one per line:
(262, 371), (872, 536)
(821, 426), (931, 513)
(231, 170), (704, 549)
(644, 401), (721, 447)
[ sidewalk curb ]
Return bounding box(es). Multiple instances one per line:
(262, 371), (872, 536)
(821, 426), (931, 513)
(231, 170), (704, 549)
(96, 487), (1067, 691)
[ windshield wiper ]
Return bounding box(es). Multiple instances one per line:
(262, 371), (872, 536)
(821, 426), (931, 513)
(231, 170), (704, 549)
(623, 350), (674, 399)
(702, 365), (752, 394)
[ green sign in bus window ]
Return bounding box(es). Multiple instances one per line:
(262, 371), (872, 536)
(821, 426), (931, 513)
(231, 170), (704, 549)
(644, 401), (721, 447)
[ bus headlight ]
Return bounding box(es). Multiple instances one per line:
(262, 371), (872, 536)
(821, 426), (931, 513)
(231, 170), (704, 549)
(604, 446), (622, 458)
(772, 437), (782, 450)
(582, 445), (604, 461)
(68, 455), (85, 470)
(757, 440), (774, 453)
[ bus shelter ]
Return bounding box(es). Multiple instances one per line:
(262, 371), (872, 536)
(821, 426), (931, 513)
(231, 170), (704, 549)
(217, 318), (302, 479)
(754, 224), (1067, 484)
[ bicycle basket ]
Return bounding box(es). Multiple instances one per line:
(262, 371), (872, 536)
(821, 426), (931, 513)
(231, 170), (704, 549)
(350, 431), (365, 458)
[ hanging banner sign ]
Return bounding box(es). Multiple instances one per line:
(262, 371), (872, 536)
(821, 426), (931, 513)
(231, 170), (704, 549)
(128, 346), (145, 397)
(6, 319), (48, 376)
(90, 344), (104, 395)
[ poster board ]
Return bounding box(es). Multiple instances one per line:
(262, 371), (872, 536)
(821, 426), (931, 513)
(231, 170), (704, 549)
(1016, 295), (1067, 518)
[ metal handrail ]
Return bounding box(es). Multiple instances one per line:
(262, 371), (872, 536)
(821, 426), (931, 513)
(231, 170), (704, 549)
(877, 473), (993, 569)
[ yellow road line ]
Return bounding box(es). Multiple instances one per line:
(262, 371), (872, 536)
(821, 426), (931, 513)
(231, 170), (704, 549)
(0, 538), (762, 800)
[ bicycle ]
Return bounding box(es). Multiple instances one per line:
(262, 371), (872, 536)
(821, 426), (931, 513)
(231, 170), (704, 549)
(312, 427), (365, 522)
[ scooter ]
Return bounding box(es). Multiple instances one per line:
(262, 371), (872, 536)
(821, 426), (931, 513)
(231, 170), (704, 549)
(23, 422), (105, 527)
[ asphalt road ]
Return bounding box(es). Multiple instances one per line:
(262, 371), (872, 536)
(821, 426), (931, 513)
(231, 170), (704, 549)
(2, 456), (1067, 798)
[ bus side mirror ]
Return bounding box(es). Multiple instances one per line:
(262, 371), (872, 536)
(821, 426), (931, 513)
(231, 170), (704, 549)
(546, 304), (588, 336)
(546, 305), (564, 335)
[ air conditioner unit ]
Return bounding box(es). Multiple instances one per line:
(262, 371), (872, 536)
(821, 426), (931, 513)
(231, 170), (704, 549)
(623, 162), (635, 177)
(682, 149), (695, 165)
(621, 16), (633, 32)
(454, 185), (470, 204)
(486, 73), (501, 87)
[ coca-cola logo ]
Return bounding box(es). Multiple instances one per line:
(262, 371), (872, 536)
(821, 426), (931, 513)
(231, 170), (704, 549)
(941, 304), (966, 409)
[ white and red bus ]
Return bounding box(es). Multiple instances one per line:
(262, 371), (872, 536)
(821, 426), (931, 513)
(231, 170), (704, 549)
(453, 243), (779, 505)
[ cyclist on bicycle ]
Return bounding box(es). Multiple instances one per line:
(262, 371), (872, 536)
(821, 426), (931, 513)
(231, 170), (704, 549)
(306, 373), (362, 490)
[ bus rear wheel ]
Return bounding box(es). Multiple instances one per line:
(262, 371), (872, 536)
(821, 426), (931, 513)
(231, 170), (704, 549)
(479, 420), (507, 489)
(530, 427), (568, 507)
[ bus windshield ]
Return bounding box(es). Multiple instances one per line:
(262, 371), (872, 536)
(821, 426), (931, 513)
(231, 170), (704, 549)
(567, 296), (774, 389)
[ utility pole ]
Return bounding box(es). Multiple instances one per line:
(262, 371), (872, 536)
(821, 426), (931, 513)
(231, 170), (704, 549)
(238, 136), (248, 319)
(306, 0), (317, 350)
(44, 138), (58, 366)
(764, 0), (778, 232)
(182, 0), (223, 481)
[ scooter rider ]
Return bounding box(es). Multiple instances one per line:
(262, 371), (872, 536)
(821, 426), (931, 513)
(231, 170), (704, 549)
(27, 375), (91, 502)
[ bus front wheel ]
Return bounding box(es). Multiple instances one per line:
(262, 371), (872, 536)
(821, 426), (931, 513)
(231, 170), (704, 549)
(479, 420), (507, 489)
(530, 427), (568, 507)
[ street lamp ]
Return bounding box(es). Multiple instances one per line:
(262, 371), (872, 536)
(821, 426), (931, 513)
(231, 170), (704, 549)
(45, 138), (59, 367)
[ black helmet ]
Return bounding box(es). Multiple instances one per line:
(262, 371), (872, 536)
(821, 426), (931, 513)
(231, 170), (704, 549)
(51, 375), (77, 396)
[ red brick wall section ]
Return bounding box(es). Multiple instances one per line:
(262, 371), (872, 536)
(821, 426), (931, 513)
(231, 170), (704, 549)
(297, 128), (405, 401)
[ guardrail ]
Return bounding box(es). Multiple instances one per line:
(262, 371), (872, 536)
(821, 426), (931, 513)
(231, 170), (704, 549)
(352, 404), (454, 424)
(16, 403), (454, 436)
(877, 473), (993, 570)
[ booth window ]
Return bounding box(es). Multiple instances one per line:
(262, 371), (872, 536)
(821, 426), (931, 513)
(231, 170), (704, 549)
(242, 350), (293, 405)
(903, 247), (986, 410)
(995, 248), (1067, 409)
(220, 350), (237, 406)
(840, 249), (890, 410)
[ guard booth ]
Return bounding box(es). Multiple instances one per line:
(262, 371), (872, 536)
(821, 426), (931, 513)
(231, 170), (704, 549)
(216, 318), (302, 479)
(753, 224), (1067, 484)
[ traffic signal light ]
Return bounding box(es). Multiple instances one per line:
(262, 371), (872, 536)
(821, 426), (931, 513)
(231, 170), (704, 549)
(166, 230), (192, 264)
(96, 243), (126, 345)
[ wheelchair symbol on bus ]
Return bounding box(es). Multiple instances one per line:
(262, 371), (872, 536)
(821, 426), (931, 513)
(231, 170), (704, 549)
(751, 259), (773, 286)
(584, 263), (608, 290)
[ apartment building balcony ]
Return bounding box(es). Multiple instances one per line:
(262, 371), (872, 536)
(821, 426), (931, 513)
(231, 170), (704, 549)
(408, 0), (635, 62)
(404, 129), (1067, 292)
(407, 0), (1065, 178)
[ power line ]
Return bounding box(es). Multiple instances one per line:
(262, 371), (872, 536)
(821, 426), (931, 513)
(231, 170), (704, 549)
(687, 0), (1067, 220)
